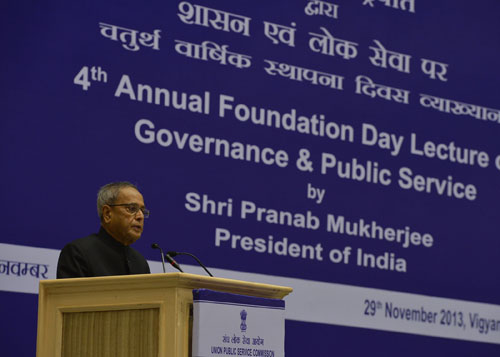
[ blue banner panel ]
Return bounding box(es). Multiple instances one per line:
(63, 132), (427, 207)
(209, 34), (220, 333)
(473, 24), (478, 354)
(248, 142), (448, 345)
(286, 320), (500, 356)
(193, 289), (285, 308)
(1, 0), (500, 354)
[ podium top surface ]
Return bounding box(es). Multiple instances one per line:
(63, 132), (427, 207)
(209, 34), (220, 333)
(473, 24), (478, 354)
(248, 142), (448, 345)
(39, 272), (293, 300)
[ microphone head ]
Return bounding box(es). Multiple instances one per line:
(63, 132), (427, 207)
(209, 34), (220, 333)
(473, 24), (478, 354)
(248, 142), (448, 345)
(151, 243), (160, 249)
(167, 251), (178, 257)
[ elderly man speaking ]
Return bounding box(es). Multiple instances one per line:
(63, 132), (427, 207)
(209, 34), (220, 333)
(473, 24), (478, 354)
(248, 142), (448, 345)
(57, 182), (151, 278)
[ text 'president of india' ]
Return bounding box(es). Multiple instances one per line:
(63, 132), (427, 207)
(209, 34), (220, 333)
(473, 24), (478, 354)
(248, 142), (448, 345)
(57, 182), (151, 278)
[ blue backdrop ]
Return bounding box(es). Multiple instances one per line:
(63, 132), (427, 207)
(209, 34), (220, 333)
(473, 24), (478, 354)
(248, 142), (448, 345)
(1, 0), (500, 355)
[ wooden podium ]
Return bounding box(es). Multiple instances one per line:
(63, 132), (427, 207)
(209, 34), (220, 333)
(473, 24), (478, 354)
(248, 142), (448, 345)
(36, 273), (292, 357)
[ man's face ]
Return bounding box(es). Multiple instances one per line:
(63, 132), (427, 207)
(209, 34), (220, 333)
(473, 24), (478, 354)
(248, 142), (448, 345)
(103, 187), (146, 245)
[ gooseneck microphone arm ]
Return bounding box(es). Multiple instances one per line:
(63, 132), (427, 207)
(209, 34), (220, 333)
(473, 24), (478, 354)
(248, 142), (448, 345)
(151, 243), (184, 273)
(164, 252), (184, 272)
(167, 251), (213, 277)
(151, 243), (166, 273)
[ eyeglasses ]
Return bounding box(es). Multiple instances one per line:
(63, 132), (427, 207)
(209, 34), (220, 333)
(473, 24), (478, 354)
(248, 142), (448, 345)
(108, 203), (150, 218)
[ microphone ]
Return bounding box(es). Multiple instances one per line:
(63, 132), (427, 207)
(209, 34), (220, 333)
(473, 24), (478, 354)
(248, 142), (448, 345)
(151, 243), (166, 273)
(151, 243), (184, 273)
(165, 252), (184, 273)
(167, 251), (213, 277)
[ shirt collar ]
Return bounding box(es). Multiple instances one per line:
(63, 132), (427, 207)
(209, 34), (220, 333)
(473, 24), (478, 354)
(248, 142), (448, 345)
(98, 226), (129, 248)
